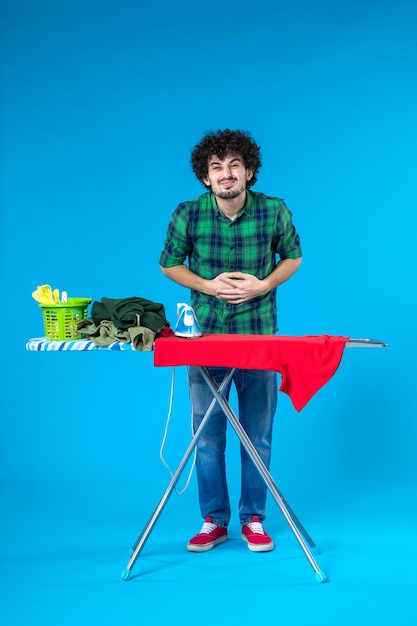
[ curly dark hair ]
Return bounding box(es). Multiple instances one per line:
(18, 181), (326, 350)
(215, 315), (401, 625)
(191, 129), (262, 189)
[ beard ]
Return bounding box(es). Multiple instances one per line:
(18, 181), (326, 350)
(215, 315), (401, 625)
(214, 180), (247, 200)
(215, 189), (243, 200)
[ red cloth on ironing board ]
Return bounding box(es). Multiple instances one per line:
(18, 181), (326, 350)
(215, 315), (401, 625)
(153, 333), (350, 411)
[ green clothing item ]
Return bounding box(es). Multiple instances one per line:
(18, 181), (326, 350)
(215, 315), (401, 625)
(91, 297), (168, 333)
(159, 191), (302, 335)
(77, 319), (155, 351)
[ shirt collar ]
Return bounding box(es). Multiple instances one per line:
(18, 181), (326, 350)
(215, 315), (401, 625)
(210, 190), (255, 218)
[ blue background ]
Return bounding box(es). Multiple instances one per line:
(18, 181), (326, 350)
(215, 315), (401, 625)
(1, 0), (416, 624)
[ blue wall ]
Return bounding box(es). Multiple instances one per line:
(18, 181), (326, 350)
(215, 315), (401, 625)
(1, 1), (416, 621)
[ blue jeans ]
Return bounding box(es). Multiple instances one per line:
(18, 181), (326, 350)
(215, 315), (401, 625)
(188, 366), (277, 528)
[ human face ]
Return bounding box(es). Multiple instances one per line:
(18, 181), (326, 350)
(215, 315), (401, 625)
(203, 154), (253, 200)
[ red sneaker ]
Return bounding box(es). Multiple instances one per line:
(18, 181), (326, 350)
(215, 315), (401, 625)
(187, 517), (228, 552)
(241, 516), (274, 552)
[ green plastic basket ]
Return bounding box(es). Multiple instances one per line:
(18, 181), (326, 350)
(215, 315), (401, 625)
(39, 298), (92, 340)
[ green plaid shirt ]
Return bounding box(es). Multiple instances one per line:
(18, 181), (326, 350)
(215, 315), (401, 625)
(159, 191), (302, 335)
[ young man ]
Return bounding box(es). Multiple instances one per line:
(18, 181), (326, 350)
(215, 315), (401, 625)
(159, 129), (302, 553)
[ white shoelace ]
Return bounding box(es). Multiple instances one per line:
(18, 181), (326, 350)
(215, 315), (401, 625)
(199, 521), (217, 535)
(246, 520), (265, 535)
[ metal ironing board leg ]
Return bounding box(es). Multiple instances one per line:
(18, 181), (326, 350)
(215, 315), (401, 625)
(121, 368), (235, 581)
(122, 365), (325, 583)
(199, 366), (327, 583)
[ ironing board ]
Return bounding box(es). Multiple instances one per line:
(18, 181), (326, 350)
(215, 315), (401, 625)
(26, 333), (387, 583)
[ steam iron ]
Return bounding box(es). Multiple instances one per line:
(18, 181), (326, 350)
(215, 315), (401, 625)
(174, 303), (202, 338)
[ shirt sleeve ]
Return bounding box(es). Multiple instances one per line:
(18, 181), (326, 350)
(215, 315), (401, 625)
(275, 200), (302, 260)
(159, 203), (192, 267)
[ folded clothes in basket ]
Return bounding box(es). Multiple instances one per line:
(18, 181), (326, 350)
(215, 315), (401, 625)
(91, 297), (169, 333)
